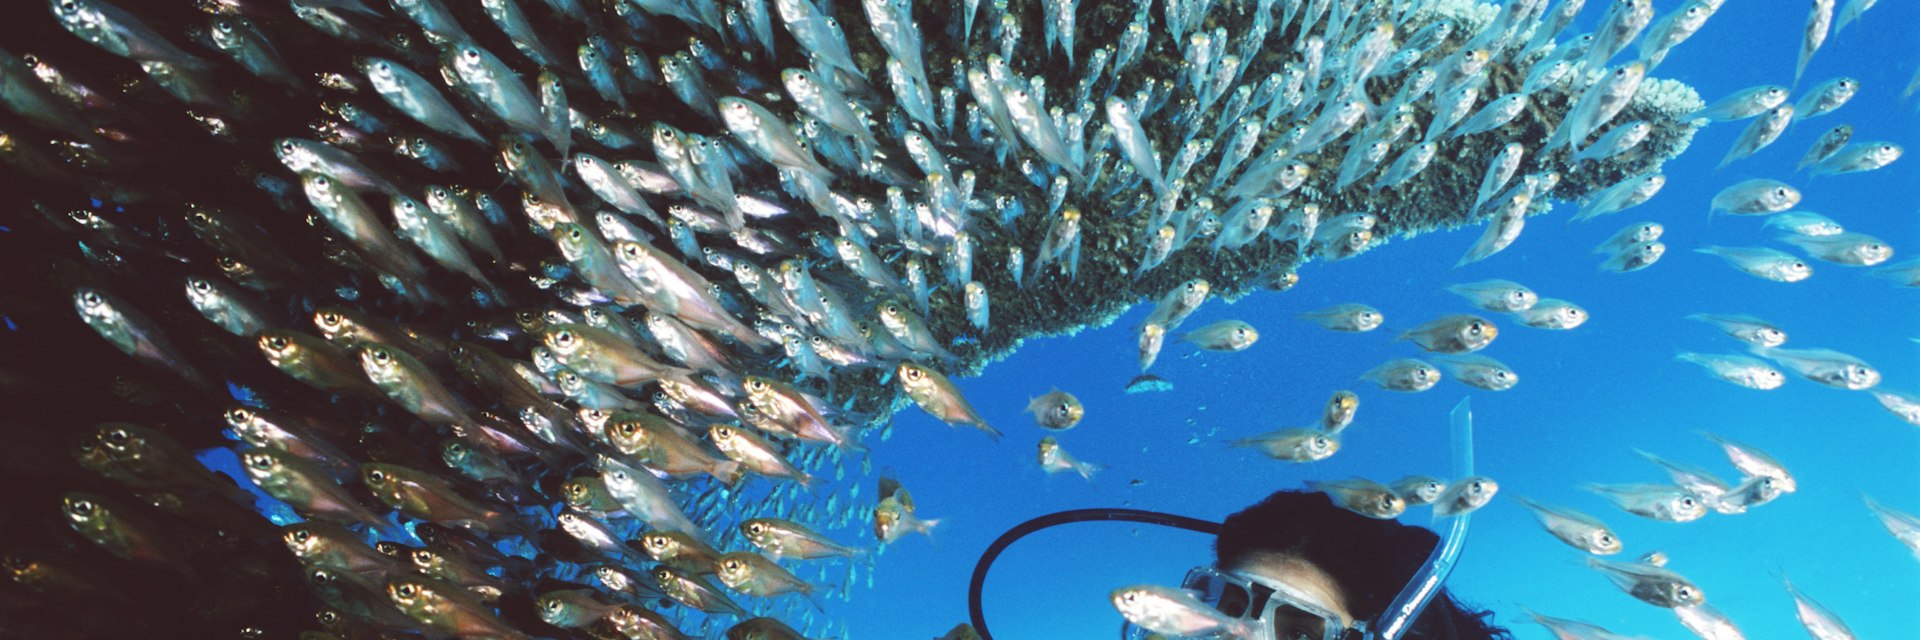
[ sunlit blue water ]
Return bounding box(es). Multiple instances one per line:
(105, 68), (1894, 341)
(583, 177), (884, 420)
(820, 2), (1920, 638)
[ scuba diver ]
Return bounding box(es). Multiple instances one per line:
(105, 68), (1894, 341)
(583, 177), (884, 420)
(970, 400), (1504, 639)
(1159, 488), (1512, 639)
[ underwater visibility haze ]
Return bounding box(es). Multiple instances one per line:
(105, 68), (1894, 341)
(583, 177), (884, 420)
(0, 0), (1915, 638)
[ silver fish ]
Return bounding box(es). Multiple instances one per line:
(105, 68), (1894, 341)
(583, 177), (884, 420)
(1231, 427), (1339, 462)
(1571, 121), (1651, 164)
(1675, 353), (1787, 390)
(1710, 179), (1801, 216)
(1512, 298), (1587, 329)
(1719, 105), (1792, 168)
(1696, 246), (1812, 282)
(1797, 125), (1853, 171)
(1588, 557), (1705, 608)
(1797, 0), (1835, 83)
(1808, 142), (1902, 176)
(1519, 498), (1623, 555)
(1299, 303), (1383, 332)
(1686, 84), (1788, 122)
(1764, 211), (1844, 236)
(1585, 483), (1707, 522)
(1594, 221), (1663, 255)
(1872, 390), (1920, 426)
(1309, 478), (1407, 519)
(1435, 354), (1519, 391)
(1686, 313), (1788, 347)
(1780, 232), (1893, 266)
(1573, 173), (1664, 221)
(1753, 346), (1879, 390)
(1434, 476), (1499, 517)
(1793, 77), (1859, 122)
(1600, 241), (1665, 272)
(1445, 279), (1538, 312)
(1362, 358), (1441, 392)
(1641, 1), (1716, 70)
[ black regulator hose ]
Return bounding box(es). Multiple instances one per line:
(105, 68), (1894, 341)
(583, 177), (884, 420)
(966, 508), (1224, 640)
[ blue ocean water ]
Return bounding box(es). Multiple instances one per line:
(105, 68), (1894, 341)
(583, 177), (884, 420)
(821, 2), (1920, 638)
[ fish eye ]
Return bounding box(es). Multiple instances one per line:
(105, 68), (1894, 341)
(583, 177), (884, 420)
(556, 331), (574, 345)
(724, 559), (741, 571)
(715, 427), (733, 438)
(216, 20), (232, 32)
(568, 228), (583, 240)
(191, 279), (212, 293)
(747, 522), (764, 534)
(79, 291), (100, 305)
(368, 469), (386, 483)
(397, 584), (417, 597)
(68, 499), (93, 515)
(1599, 534), (1615, 545)
(106, 429), (128, 444)
(463, 50), (480, 60)
(1680, 497), (1696, 508)
(1792, 262), (1807, 269)
(248, 454), (273, 470)
(748, 379), (765, 390)
(411, 550), (432, 564)
(293, 530), (310, 542)
(372, 349), (390, 362)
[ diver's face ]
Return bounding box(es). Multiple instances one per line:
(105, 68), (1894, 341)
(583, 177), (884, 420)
(1228, 550), (1354, 639)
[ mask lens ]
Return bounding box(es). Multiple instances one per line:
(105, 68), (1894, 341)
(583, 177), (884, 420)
(1270, 603), (1334, 640)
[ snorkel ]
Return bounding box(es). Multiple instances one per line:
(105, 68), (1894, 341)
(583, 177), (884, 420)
(1365, 397), (1476, 640)
(966, 397), (1478, 640)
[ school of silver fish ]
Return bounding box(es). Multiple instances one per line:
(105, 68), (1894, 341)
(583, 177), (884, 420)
(0, 0), (1911, 637)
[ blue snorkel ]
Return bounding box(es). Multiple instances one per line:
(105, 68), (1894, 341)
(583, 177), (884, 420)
(1365, 397), (1475, 640)
(967, 397), (1478, 640)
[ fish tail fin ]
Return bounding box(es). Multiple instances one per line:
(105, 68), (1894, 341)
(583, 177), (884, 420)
(978, 422), (1003, 442)
(917, 517), (943, 546)
(710, 460), (745, 487)
(1075, 461), (1105, 482)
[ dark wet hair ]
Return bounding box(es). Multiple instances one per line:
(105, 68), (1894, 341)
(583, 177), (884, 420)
(1214, 490), (1511, 640)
